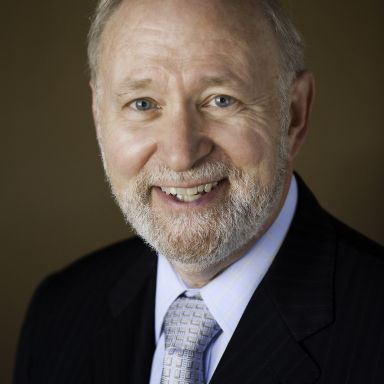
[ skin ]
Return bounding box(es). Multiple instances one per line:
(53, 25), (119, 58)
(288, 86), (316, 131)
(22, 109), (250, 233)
(92, 0), (314, 287)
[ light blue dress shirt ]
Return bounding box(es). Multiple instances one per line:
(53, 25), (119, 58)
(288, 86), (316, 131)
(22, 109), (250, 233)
(149, 176), (298, 383)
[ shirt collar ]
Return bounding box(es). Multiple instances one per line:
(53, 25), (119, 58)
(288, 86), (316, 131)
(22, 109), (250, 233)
(154, 175), (298, 341)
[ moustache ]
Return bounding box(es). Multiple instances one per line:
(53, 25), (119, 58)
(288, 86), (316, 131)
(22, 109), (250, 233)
(135, 161), (237, 186)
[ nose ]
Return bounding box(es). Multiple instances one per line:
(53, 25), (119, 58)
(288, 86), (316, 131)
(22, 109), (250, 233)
(156, 106), (213, 171)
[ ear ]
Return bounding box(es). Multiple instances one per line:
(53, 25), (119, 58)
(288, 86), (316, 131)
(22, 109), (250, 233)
(287, 70), (315, 160)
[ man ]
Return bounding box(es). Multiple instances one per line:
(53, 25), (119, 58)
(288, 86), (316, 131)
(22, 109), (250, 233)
(14, 0), (384, 383)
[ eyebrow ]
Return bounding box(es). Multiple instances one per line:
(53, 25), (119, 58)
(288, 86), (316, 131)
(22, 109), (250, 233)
(116, 78), (153, 96)
(198, 76), (240, 88)
(115, 74), (245, 98)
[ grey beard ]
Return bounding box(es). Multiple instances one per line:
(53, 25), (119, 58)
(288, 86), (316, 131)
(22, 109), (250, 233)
(111, 155), (288, 273)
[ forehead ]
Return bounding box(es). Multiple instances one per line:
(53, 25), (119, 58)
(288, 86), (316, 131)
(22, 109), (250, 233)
(98, 0), (280, 88)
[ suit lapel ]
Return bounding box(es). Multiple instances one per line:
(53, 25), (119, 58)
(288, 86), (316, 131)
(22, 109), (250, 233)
(211, 177), (336, 384)
(210, 280), (321, 384)
(91, 244), (157, 384)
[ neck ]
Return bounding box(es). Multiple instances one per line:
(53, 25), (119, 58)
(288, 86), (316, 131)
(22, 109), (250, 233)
(173, 241), (255, 288)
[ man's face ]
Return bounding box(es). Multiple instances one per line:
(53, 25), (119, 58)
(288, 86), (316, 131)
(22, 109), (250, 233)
(93, 0), (296, 271)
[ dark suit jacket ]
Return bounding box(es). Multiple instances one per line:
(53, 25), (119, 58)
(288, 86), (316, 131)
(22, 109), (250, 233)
(14, 177), (384, 383)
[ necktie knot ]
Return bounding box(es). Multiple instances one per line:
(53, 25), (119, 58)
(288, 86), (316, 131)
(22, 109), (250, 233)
(161, 294), (221, 384)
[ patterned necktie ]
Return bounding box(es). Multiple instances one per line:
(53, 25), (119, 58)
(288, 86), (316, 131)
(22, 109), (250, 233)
(160, 294), (222, 384)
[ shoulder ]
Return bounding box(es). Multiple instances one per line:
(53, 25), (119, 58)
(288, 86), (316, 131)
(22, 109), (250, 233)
(15, 239), (157, 382)
(295, 174), (383, 268)
(333, 216), (383, 260)
(46, 236), (154, 286)
(295, 173), (384, 292)
(29, 236), (156, 322)
(330, 216), (384, 290)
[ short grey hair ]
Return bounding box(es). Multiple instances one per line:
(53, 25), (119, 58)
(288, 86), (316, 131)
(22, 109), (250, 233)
(87, 0), (305, 92)
(87, 0), (122, 84)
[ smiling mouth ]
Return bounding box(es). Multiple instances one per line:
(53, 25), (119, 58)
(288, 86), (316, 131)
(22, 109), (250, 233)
(160, 181), (220, 202)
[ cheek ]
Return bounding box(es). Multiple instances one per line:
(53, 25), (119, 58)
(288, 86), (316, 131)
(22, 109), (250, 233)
(211, 119), (278, 169)
(101, 128), (156, 183)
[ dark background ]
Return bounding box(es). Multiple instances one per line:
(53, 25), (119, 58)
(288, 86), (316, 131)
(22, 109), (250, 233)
(2, 0), (383, 382)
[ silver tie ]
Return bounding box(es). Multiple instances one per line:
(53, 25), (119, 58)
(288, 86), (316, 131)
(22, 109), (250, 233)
(160, 294), (222, 384)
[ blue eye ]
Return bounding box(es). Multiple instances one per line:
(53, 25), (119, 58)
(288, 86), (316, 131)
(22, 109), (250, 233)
(213, 95), (235, 108)
(131, 99), (156, 111)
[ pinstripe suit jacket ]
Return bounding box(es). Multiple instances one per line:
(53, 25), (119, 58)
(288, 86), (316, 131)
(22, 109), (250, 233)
(14, 177), (384, 383)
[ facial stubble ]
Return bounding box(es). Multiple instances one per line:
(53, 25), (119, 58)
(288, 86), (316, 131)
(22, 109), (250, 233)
(107, 140), (288, 273)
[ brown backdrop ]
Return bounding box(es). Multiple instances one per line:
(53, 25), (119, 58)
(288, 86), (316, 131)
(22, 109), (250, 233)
(2, 0), (383, 382)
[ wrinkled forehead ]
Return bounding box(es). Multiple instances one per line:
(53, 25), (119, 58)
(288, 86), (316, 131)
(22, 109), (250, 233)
(103, 0), (269, 32)
(99, 0), (277, 58)
(95, 0), (280, 92)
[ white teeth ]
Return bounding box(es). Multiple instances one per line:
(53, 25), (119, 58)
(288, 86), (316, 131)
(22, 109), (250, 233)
(175, 193), (202, 202)
(160, 181), (219, 202)
(185, 187), (198, 196)
(204, 184), (212, 193)
(182, 194), (202, 202)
